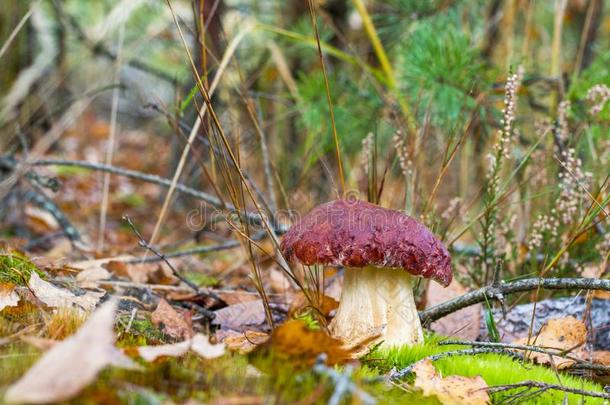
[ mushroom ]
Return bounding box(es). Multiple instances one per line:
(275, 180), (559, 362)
(280, 199), (452, 348)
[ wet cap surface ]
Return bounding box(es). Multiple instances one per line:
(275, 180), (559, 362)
(280, 199), (453, 287)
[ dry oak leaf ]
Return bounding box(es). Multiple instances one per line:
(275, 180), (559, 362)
(137, 334), (225, 362)
(0, 283), (20, 312)
(288, 292), (338, 319)
(413, 359), (490, 405)
(28, 272), (104, 312)
(593, 351), (610, 364)
(212, 300), (266, 330)
(4, 300), (138, 404)
(257, 319), (353, 365)
(512, 316), (587, 369)
(151, 299), (194, 340)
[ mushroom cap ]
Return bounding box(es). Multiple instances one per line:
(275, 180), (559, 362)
(280, 199), (452, 287)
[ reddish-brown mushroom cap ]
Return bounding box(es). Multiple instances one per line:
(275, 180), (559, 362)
(280, 199), (453, 287)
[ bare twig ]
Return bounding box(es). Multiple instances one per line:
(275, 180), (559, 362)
(487, 380), (610, 400)
(123, 215), (199, 293)
(419, 278), (610, 326)
(389, 348), (523, 380)
(439, 340), (610, 373)
(125, 231), (266, 263)
(23, 190), (80, 241)
(17, 157), (284, 231)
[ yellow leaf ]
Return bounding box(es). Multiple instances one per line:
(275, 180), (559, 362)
(512, 316), (587, 369)
(256, 319), (354, 366)
(413, 359), (490, 405)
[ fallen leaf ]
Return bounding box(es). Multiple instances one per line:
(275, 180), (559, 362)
(426, 277), (481, 341)
(0, 284), (20, 311)
(75, 267), (111, 289)
(70, 256), (145, 285)
(413, 359), (490, 405)
(513, 316), (587, 369)
(288, 292), (338, 319)
(28, 272), (103, 312)
(257, 319), (353, 365)
(151, 299), (193, 340)
(269, 266), (292, 293)
(137, 334), (224, 361)
(592, 351), (610, 366)
(4, 300), (137, 404)
(190, 333), (226, 359)
(212, 300), (266, 330)
(25, 205), (59, 233)
(215, 290), (261, 306)
(222, 330), (270, 354)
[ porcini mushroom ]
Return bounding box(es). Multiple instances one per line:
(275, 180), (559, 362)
(280, 199), (452, 348)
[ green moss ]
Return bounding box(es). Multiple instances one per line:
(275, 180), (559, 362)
(0, 251), (46, 286)
(116, 316), (166, 346)
(183, 271), (219, 288)
(117, 192), (147, 208)
(367, 335), (605, 404)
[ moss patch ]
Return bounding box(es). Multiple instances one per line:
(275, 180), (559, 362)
(368, 335), (605, 404)
(0, 250), (46, 286)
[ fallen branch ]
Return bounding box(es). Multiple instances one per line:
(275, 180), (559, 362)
(1, 156), (285, 232)
(123, 216), (201, 294)
(439, 340), (610, 373)
(24, 190), (81, 241)
(389, 348), (523, 380)
(486, 380), (610, 401)
(419, 278), (610, 325)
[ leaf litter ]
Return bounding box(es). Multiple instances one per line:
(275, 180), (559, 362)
(5, 300), (138, 404)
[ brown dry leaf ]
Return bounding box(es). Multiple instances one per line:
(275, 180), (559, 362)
(215, 290), (260, 306)
(259, 319), (353, 365)
(137, 334), (224, 361)
(212, 300), (266, 330)
(288, 292), (338, 319)
(75, 267), (111, 289)
(269, 266), (292, 293)
(222, 330), (270, 354)
(151, 299), (194, 340)
(28, 272), (104, 312)
(0, 283), (20, 312)
(593, 351), (610, 365)
(4, 300), (137, 404)
(426, 276), (481, 341)
(413, 359), (490, 405)
(513, 316), (587, 369)
(24, 205), (59, 234)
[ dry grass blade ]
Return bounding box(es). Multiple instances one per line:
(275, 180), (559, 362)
(0, 4), (34, 60)
(306, 0), (345, 195)
(146, 11), (253, 250)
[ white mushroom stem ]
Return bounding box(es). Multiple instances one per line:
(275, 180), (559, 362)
(329, 266), (424, 349)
